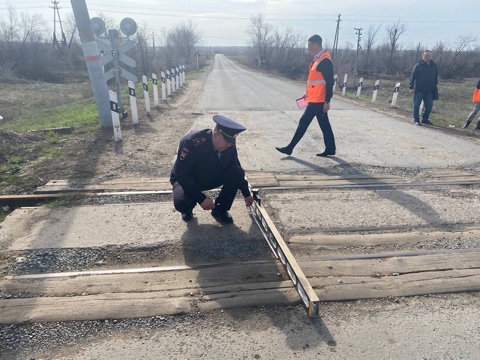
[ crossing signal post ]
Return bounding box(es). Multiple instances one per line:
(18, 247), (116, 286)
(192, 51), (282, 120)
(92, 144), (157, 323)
(91, 17), (138, 119)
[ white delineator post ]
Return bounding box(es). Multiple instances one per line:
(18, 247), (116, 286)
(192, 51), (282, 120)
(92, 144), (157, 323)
(179, 66), (183, 87)
(391, 82), (401, 107)
(175, 66), (180, 89)
(128, 80), (138, 125)
(142, 75), (150, 115)
(166, 70), (171, 96)
(152, 73), (159, 107)
(342, 74), (348, 96)
(109, 90), (122, 142)
(333, 74), (337, 92)
(356, 77), (363, 98)
(372, 80), (380, 103)
(171, 67), (176, 93)
(161, 71), (166, 100)
(182, 65), (186, 84)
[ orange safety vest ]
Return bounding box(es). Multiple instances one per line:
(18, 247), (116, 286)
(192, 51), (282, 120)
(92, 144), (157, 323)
(306, 50), (331, 103)
(473, 88), (480, 103)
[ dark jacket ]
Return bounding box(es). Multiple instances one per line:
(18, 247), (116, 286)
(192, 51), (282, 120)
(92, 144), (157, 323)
(170, 129), (250, 204)
(409, 60), (438, 93)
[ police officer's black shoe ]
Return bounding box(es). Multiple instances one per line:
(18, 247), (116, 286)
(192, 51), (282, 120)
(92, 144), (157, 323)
(181, 212), (193, 222)
(211, 209), (233, 224)
(421, 120), (433, 125)
(462, 121), (471, 129)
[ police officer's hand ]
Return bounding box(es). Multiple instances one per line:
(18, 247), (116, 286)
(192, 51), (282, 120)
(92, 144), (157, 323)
(323, 103), (330, 112)
(244, 195), (254, 207)
(200, 197), (215, 210)
(409, 89), (414, 94)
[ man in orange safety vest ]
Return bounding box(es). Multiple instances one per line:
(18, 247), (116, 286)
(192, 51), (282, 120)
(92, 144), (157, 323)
(276, 34), (336, 157)
(462, 79), (480, 130)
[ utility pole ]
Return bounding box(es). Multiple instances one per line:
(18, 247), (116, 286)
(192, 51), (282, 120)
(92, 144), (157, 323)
(70, 0), (112, 128)
(51, 0), (67, 50)
(152, 32), (155, 58)
(353, 27), (362, 86)
(332, 14), (341, 63)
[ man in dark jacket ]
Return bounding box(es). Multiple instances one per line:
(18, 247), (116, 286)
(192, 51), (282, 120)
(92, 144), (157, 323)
(409, 50), (438, 125)
(170, 115), (253, 223)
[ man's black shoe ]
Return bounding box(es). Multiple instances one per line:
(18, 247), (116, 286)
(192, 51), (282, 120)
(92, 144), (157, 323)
(181, 212), (193, 222)
(414, 121), (421, 126)
(421, 120), (433, 125)
(211, 209), (233, 224)
(316, 150), (335, 157)
(275, 146), (292, 155)
(462, 121), (471, 129)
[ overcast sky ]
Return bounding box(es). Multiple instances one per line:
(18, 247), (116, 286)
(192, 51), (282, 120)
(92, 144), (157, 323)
(3, 0), (479, 49)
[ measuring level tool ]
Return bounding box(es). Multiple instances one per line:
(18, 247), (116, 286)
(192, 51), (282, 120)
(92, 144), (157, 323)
(248, 187), (320, 317)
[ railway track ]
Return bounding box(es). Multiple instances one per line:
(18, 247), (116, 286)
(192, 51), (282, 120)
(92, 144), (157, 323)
(1, 169), (480, 324)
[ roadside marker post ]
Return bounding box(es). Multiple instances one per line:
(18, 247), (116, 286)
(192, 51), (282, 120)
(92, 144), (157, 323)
(109, 90), (122, 142)
(372, 80), (380, 103)
(171, 67), (176, 93)
(356, 77), (363, 98)
(142, 75), (150, 115)
(247, 186), (320, 318)
(342, 74), (348, 96)
(128, 81), (138, 125)
(179, 66), (183, 87)
(333, 74), (337, 92)
(166, 70), (171, 96)
(175, 66), (180, 90)
(161, 71), (166, 100)
(152, 73), (159, 107)
(391, 82), (401, 107)
(182, 65), (186, 85)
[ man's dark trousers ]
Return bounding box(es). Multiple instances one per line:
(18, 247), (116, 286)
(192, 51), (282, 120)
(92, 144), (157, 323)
(172, 165), (245, 213)
(288, 102), (336, 152)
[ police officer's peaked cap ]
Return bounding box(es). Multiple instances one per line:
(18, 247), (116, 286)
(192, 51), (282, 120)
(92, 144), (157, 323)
(213, 115), (246, 144)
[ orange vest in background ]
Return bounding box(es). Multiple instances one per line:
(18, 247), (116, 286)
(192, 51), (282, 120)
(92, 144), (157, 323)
(306, 50), (331, 103)
(473, 88), (480, 103)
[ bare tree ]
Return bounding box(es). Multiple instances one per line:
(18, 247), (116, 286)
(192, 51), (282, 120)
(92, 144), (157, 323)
(362, 24), (381, 71)
(445, 34), (478, 77)
(166, 19), (200, 62)
(246, 13), (274, 67)
(385, 19), (406, 74)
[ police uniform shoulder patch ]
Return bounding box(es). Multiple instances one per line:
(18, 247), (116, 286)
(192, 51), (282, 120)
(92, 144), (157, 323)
(192, 136), (206, 147)
(179, 147), (189, 161)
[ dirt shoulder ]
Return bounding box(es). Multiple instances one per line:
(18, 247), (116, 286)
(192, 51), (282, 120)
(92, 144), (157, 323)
(0, 63), (211, 195)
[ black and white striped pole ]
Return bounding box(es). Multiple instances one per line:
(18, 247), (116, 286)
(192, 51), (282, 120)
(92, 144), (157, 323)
(171, 67), (176, 92)
(372, 80), (380, 103)
(142, 75), (150, 115)
(161, 71), (166, 100)
(333, 74), (337, 92)
(356, 77), (363, 98)
(166, 69), (171, 96)
(179, 66), (183, 87)
(182, 65), (186, 84)
(109, 90), (122, 142)
(175, 66), (180, 89)
(152, 73), (159, 107)
(342, 74), (348, 96)
(391, 82), (401, 107)
(128, 80), (138, 124)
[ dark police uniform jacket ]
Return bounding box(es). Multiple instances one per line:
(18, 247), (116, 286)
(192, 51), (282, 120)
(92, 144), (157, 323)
(170, 129), (250, 205)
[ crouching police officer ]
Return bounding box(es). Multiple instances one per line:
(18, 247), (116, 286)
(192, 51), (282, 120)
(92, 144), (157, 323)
(170, 115), (254, 223)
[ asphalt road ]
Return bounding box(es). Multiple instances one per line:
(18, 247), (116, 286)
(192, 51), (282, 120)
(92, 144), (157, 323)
(193, 54), (480, 171)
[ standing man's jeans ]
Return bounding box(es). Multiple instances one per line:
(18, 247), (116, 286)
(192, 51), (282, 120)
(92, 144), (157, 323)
(413, 91), (434, 123)
(466, 102), (480, 127)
